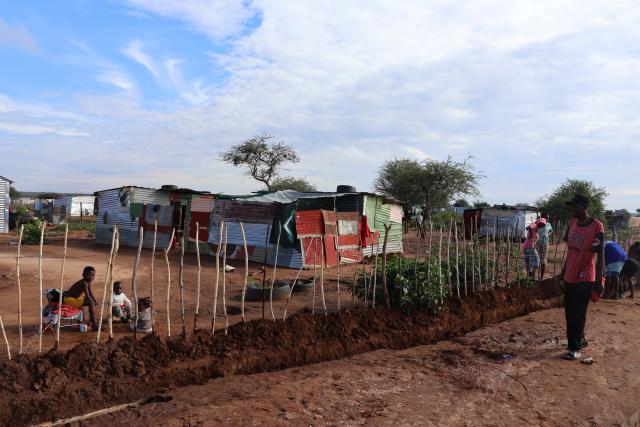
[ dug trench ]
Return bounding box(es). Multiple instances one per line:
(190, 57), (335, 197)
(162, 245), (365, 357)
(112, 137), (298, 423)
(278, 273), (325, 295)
(0, 278), (563, 426)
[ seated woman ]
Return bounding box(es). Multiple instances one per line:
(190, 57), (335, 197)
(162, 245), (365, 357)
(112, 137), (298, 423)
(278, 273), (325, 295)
(64, 266), (98, 331)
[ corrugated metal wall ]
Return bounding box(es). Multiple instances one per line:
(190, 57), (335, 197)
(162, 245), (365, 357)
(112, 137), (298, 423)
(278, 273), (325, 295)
(0, 178), (9, 233)
(96, 187), (173, 249)
(362, 195), (403, 256)
(208, 199), (304, 268)
(54, 195), (95, 217)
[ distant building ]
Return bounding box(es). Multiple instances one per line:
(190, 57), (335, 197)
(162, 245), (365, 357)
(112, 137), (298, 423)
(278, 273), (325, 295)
(605, 210), (631, 230)
(52, 195), (95, 222)
(0, 175), (12, 233)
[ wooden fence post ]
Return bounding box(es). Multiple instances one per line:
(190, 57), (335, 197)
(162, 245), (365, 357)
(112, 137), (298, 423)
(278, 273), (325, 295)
(131, 226), (143, 338)
(0, 315), (10, 360)
(381, 223), (391, 309)
(164, 228), (176, 338)
(150, 219), (157, 333)
(16, 225), (24, 354)
(107, 231), (120, 340)
(240, 222), (249, 323)
(179, 231), (186, 337)
(38, 221), (45, 352)
(194, 222), (202, 331)
(211, 222), (223, 334)
(270, 222), (282, 321)
(55, 223), (69, 349)
(96, 226), (118, 343)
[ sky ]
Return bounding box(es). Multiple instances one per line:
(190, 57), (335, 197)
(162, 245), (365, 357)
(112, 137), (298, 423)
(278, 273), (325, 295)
(0, 1), (639, 209)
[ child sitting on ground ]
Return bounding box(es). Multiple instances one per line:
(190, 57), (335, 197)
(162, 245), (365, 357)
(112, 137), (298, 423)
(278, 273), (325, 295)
(111, 281), (132, 323)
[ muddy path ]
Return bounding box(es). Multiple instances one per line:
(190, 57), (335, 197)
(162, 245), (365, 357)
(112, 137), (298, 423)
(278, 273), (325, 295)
(100, 298), (640, 427)
(0, 279), (563, 426)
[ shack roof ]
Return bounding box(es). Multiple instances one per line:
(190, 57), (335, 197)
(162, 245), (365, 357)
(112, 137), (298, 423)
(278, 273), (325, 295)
(221, 190), (401, 205)
(0, 175), (13, 184)
(94, 185), (211, 196)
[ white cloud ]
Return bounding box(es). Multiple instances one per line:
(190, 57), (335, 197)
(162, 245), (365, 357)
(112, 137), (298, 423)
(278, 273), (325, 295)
(0, 18), (39, 53)
(4, 1), (640, 210)
(123, 39), (160, 79)
(96, 70), (136, 90)
(0, 122), (89, 137)
(123, 0), (257, 40)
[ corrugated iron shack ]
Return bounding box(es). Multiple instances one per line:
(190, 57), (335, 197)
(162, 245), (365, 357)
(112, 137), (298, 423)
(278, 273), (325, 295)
(0, 175), (12, 233)
(52, 195), (95, 223)
(475, 205), (539, 239)
(95, 185), (210, 249)
(207, 190), (403, 268)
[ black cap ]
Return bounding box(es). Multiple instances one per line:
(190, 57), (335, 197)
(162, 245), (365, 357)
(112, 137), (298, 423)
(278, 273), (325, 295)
(565, 194), (590, 208)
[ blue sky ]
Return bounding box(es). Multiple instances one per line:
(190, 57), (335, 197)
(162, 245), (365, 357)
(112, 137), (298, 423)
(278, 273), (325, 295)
(0, 1), (639, 209)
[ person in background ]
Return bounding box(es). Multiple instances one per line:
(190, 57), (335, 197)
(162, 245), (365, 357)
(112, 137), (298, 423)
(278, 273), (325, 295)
(603, 240), (627, 299)
(111, 281), (133, 323)
(64, 266), (99, 331)
(562, 194), (604, 361)
(620, 258), (640, 298)
(523, 222), (540, 279)
(536, 215), (553, 281)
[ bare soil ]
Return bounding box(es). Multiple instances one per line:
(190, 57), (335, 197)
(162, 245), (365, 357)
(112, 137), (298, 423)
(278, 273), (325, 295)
(96, 298), (640, 427)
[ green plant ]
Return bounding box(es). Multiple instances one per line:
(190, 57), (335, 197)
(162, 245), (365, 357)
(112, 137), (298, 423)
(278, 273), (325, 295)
(22, 219), (44, 245)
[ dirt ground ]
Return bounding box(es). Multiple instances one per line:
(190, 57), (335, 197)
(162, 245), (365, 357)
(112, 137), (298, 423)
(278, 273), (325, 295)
(95, 299), (640, 427)
(0, 230), (566, 356)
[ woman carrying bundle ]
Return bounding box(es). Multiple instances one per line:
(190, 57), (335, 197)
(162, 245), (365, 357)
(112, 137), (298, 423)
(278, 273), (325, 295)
(523, 222), (540, 280)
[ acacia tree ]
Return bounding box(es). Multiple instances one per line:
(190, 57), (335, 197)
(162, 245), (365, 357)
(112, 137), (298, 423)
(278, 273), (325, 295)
(536, 179), (608, 223)
(267, 176), (318, 192)
(374, 157), (482, 216)
(220, 133), (300, 191)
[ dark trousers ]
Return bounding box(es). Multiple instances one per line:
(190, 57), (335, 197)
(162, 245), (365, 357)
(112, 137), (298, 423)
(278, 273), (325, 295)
(564, 282), (593, 352)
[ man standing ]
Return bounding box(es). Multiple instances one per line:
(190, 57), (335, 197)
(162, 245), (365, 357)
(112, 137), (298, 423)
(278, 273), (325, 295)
(562, 195), (604, 360)
(536, 216), (553, 282)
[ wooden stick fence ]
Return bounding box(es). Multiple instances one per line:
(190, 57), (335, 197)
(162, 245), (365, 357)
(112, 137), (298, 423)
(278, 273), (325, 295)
(107, 230), (120, 340)
(212, 222), (223, 334)
(55, 224), (69, 349)
(381, 224), (391, 309)
(131, 227), (143, 338)
(16, 225), (24, 354)
(320, 237), (327, 315)
(193, 222), (202, 331)
(38, 221), (45, 352)
(222, 226), (229, 334)
(150, 219), (157, 333)
(164, 228), (176, 338)
(0, 315), (10, 360)
(179, 232), (186, 337)
(96, 226), (118, 343)
(240, 221), (249, 323)
(270, 222), (282, 321)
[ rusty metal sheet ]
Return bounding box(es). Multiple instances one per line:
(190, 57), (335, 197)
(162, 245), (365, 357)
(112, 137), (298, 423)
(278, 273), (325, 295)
(295, 210), (323, 237)
(322, 210), (338, 236)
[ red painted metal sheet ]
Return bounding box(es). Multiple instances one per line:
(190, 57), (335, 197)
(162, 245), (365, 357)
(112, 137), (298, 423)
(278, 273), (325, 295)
(296, 210), (323, 237)
(188, 211), (210, 242)
(337, 234), (360, 247)
(301, 236), (338, 267)
(324, 235), (339, 266)
(322, 210), (338, 236)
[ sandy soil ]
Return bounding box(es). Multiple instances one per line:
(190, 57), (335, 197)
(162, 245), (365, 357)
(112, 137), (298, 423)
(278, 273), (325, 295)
(94, 298), (640, 427)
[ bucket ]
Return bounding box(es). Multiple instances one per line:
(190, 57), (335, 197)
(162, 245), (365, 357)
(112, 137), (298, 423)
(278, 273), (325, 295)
(131, 307), (152, 333)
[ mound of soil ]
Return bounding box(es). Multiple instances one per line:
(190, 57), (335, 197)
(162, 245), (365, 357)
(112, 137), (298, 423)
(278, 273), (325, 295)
(0, 279), (563, 426)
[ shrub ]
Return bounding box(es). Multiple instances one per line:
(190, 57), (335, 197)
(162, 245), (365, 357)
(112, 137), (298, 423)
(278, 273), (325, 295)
(22, 219), (44, 245)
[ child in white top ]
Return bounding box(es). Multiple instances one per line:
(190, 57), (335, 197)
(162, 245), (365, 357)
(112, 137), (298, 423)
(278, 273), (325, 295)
(111, 281), (132, 323)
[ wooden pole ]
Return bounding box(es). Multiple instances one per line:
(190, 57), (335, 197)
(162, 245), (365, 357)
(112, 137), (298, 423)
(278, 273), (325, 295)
(96, 226), (118, 343)
(240, 221), (249, 323)
(454, 223), (460, 298)
(463, 224), (468, 295)
(131, 226), (143, 338)
(485, 219), (490, 289)
(336, 239), (341, 311)
(506, 225), (512, 287)
(427, 219), (433, 278)
(179, 231), (186, 337)
(312, 240), (318, 314)
(193, 222), (202, 331)
(164, 228), (176, 338)
(107, 230), (120, 340)
(269, 221), (282, 321)
(261, 224), (270, 320)
(447, 218), (452, 295)
(0, 315), (10, 360)
(515, 219), (522, 284)
(476, 219), (483, 289)
(493, 218), (499, 288)
(320, 236), (328, 315)
(372, 238), (379, 308)
(438, 225), (444, 301)
(283, 238), (315, 320)
(381, 224), (391, 309)
(16, 224), (24, 355)
(211, 222), (223, 334)
(38, 221), (45, 352)
(222, 226), (229, 334)
(55, 223), (69, 349)
(150, 219), (157, 333)
(470, 219), (476, 293)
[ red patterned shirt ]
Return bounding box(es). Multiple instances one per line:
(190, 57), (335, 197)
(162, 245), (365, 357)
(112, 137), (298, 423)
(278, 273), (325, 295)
(563, 218), (604, 284)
